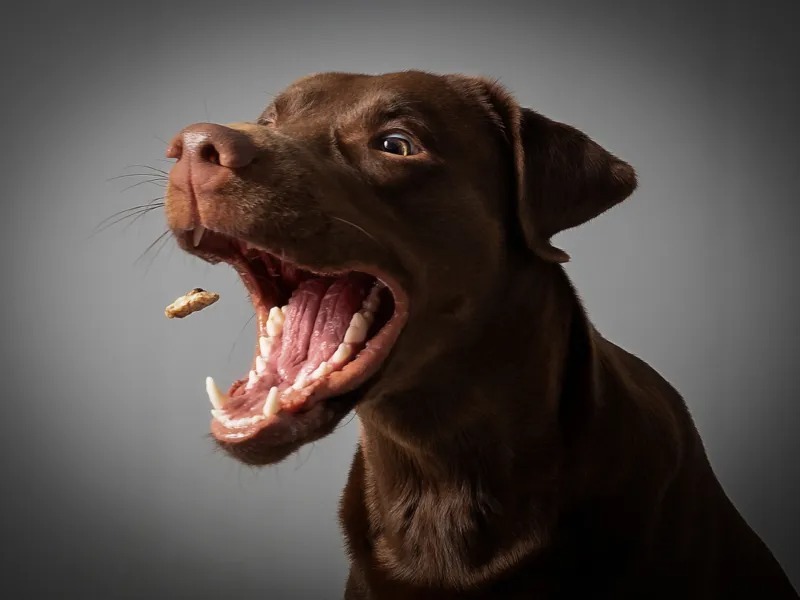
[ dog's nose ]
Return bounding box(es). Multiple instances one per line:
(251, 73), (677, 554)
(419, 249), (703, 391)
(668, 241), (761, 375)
(166, 123), (256, 191)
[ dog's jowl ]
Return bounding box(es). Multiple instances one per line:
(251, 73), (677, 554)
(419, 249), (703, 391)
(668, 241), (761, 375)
(163, 71), (798, 599)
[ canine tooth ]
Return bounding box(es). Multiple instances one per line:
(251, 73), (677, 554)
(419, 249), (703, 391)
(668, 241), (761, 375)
(255, 355), (267, 375)
(246, 369), (258, 389)
(205, 376), (227, 409)
(267, 306), (284, 337)
(310, 361), (331, 380)
(259, 336), (273, 359)
(344, 313), (368, 344)
(192, 225), (206, 247)
(263, 386), (280, 417)
(332, 342), (353, 365)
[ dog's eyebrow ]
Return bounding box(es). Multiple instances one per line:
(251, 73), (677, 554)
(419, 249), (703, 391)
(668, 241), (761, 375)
(353, 96), (434, 137)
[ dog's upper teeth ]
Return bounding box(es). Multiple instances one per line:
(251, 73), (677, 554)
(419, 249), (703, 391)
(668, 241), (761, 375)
(344, 312), (369, 344)
(205, 376), (227, 409)
(192, 225), (206, 247)
(263, 386), (280, 417)
(267, 306), (285, 337)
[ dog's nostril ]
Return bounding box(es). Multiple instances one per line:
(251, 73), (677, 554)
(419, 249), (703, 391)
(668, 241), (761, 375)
(199, 142), (221, 165)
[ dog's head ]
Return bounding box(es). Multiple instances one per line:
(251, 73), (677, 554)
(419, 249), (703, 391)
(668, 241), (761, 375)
(164, 71), (636, 465)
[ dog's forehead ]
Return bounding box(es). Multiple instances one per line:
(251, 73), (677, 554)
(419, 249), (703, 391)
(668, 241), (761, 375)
(265, 71), (468, 121)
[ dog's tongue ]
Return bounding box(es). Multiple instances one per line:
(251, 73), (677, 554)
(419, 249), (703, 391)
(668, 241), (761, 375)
(276, 273), (371, 381)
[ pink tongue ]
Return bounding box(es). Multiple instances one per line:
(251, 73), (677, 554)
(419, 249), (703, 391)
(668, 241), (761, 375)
(277, 274), (370, 382)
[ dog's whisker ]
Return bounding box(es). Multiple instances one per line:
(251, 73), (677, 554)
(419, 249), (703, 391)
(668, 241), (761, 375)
(228, 312), (257, 363)
(293, 442), (316, 471)
(120, 178), (168, 192)
(134, 229), (172, 267)
(333, 412), (357, 433)
(123, 163), (169, 176)
(144, 231), (175, 271)
(107, 173), (169, 182)
(125, 204), (167, 230)
(95, 199), (165, 227)
(330, 216), (383, 248)
(93, 203), (166, 235)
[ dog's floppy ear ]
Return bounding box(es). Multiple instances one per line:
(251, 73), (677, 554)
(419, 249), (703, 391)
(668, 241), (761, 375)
(480, 79), (637, 262)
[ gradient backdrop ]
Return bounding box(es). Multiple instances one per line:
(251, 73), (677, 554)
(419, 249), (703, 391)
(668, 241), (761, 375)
(2, 0), (798, 597)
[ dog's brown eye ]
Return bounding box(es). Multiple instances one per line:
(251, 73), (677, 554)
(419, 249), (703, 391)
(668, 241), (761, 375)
(379, 134), (417, 156)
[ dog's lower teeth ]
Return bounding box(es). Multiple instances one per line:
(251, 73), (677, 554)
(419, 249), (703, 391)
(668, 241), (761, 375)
(363, 284), (381, 313)
(246, 369), (258, 389)
(309, 361), (330, 381)
(263, 386), (280, 417)
(229, 415), (264, 428)
(259, 335), (273, 359)
(331, 342), (353, 365)
(211, 409), (265, 429)
(206, 376), (227, 409)
(208, 280), (383, 429)
(292, 371), (310, 390)
(266, 306), (285, 337)
(344, 313), (369, 343)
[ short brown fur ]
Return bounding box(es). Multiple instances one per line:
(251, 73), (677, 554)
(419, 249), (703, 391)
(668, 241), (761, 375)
(164, 71), (797, 599)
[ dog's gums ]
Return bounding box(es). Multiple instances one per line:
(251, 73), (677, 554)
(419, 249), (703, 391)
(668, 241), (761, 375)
(181, 226), (408, 446)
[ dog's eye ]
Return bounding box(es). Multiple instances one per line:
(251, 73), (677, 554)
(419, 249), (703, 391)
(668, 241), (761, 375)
(378, 133), (417, 156)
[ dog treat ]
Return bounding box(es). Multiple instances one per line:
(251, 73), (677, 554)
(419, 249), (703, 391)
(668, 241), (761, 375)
(165, 288), (220, 319)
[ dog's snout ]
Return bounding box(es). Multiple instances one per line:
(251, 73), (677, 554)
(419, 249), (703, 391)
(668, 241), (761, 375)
(165, 123), (259, 231)
(166, 123), (257, 202)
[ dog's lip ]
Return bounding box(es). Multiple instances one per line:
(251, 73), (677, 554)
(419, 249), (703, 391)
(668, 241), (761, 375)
(179, 227), (410, 444)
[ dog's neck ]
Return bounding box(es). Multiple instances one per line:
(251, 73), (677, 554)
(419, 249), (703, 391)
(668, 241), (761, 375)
(349, 256), (595, 588)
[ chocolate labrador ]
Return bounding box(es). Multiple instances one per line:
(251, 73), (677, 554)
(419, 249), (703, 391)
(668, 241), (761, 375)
(163, 71), (798, 598)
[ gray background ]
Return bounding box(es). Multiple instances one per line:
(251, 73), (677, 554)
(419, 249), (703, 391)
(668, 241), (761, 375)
(1, 0), (798, 597)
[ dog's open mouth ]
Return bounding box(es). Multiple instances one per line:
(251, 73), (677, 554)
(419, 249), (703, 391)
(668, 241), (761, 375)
(185, 227), (408, 448)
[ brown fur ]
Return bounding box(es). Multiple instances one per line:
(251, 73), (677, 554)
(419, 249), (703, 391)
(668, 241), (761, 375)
(164, 71), (797, 598)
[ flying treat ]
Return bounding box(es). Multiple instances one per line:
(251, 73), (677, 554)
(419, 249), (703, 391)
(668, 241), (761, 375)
(165, 288), (220, 319)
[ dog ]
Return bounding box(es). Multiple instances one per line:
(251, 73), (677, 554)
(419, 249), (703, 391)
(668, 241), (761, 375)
(163, 71), (798, 598)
